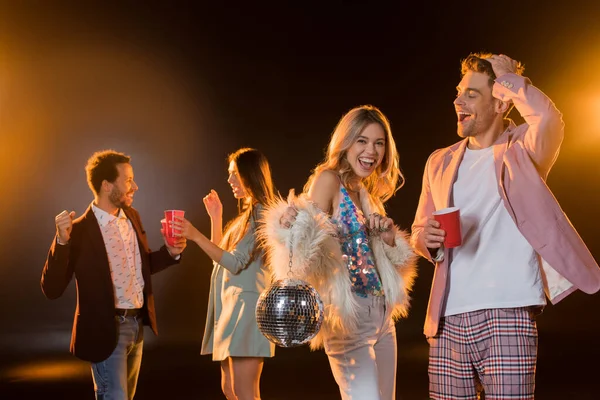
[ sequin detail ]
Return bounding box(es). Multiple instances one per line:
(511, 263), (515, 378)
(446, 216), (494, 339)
(331, 187), (384, 298)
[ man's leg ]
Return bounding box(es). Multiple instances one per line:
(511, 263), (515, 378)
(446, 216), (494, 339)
(91, 316), (141, 400)
(126, 316), (144, 400)
(472, 308), (537, 400)
(428, 314), (479, 400)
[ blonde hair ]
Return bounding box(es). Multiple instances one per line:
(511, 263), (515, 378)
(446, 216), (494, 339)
(304, 105), (403, 211)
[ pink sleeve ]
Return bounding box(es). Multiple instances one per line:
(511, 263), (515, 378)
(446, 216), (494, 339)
(493, 73), (565, 177)
(410, 154), (437, 264)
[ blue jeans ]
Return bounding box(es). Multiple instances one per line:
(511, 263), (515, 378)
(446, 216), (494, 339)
(91, 315), (144, 400)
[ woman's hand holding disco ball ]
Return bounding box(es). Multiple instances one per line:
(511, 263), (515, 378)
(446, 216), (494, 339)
(280, 189), (298, 229)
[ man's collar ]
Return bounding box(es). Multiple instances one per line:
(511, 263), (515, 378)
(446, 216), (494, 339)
(91, 202), (126, 228)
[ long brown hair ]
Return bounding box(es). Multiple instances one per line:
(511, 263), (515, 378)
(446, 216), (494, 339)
(304, 105), (403, 211)
(221, 148), (276, 252)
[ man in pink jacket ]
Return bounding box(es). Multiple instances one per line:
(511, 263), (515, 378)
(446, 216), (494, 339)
(411, 53), (600, 399)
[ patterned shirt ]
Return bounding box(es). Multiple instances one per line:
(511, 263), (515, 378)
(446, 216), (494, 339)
(92, 203), (144, 308)
(330, 187), (384, 297)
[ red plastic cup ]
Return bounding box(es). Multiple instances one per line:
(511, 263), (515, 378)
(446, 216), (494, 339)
(161, 218), (177, 246)
(164, 210), (185, 245)
(432, 207), (462, 248)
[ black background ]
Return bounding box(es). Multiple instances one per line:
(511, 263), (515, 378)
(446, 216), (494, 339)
(1, 1), (599, 399)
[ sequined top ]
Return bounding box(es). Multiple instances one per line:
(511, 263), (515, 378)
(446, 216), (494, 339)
(330, 186), (384, 297)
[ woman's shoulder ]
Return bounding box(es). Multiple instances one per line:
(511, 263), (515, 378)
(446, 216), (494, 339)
(311, 169), (340, 189)
(306, 170), (341, 214)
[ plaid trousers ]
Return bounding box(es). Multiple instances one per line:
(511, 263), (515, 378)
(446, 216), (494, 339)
(428, 307), (539, 400)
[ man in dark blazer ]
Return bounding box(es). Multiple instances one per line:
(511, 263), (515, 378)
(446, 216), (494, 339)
(41, 150), (186, 400)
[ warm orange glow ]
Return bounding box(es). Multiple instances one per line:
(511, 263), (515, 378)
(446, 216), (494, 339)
(1, 359), (89, 382)
(552, 36), (600, 152)
(566, 90), (600, 149)
(593, 96), (600, 133)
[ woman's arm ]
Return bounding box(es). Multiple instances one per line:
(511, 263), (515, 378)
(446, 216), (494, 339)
(175, 211), (258, 275)
(179, 221), (225, 266)
(203, 189), (223, 245)
(209, 216), (223, 246)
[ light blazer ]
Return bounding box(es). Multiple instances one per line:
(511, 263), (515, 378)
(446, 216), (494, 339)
(201, 204), (275, 360)
(411, 73), (600, 337)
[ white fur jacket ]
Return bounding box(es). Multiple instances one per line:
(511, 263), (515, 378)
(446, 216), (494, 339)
(258, 190), (417, 350)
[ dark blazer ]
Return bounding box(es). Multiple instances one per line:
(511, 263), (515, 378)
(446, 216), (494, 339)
(41, 205), (179, 363)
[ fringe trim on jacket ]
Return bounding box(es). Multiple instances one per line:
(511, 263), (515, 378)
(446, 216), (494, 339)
(258, 192), (417, 350)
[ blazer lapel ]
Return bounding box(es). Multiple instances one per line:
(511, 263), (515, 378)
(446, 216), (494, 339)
(83, 205), (115, 298)
(439, 140), (468, 209)
(493, 125), (515, 219)
(123, 208), (149, 254)
(493, 131), (509, 188)
(123, 208), (152, 292)
(83, 206), (111, 266)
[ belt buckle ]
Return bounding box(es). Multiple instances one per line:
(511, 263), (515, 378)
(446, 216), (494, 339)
(117, 308), (136, 317)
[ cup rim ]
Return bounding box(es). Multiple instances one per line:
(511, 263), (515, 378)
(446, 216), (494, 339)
(432, 207), (459, 216)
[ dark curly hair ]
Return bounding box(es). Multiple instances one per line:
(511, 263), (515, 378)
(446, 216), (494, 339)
(85, 150), (131, 195)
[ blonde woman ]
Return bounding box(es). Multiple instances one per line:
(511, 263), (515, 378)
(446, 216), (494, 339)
(174, 148), (276, 400)
(261, 105), (417, 400)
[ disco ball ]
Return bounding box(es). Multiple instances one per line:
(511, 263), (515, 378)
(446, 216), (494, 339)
(255, 278), (324, 347)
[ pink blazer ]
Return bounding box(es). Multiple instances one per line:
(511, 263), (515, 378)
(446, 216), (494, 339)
(411, 73), (600, 337)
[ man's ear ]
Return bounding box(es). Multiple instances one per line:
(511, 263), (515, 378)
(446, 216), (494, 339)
(101, 180), (112, 194)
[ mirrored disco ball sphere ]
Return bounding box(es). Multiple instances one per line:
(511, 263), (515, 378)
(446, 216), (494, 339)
(255, 278), (324, 348)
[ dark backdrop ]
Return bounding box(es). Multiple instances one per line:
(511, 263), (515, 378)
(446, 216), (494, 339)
(1, 1), (599, 399)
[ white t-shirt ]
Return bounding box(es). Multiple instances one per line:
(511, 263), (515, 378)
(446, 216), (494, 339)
(443, 146), (546, 317)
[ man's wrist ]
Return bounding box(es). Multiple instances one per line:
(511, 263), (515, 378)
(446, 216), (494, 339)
(166, 247), (181, 260)
(429, 247), (444, 262)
